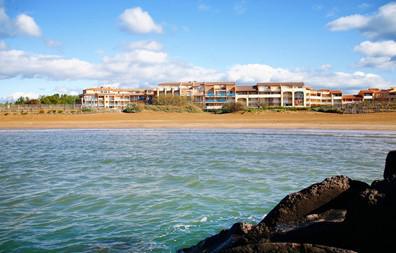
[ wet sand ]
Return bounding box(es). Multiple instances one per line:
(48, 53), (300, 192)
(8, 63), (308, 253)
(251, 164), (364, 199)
(1, 111), (396, 130)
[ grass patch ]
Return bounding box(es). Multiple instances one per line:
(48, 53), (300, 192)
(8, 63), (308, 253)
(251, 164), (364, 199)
(82, 108), (94, 113)
(122, 103), (143, 113)
(144, 104), (202, 113)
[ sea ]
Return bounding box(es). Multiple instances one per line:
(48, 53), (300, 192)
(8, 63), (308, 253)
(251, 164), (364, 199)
(0, 128), (395, 252)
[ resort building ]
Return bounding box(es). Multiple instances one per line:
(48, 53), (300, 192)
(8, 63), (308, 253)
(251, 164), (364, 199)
(155, 82), (236, 110)
(80, 83), (395, 110)
(80, 87), (153, 109)
(342, 95), (363, 104)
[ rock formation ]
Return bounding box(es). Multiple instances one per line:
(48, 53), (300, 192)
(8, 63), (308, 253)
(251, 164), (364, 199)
(178, 151), (396, 253)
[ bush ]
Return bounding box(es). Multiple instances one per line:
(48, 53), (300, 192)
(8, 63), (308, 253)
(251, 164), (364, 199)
(221, 101), (246, 113)
(143, 104), (202, 113)
(122, 103), (143, 113)
(57, 110), (64, 114)
(4, 113), (9, 116)
(153, 95), (190, 106)
(311, 106), (343, 113)
(82, 108), (94, 113)
(39, 109), (45, 114)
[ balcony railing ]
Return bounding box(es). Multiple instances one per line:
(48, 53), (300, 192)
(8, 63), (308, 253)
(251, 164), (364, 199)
(205, 99), (227, 103)
(206, 93), (235, 97)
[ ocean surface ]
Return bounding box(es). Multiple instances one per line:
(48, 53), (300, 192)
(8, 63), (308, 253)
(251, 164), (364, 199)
(0, 128), (395, 252)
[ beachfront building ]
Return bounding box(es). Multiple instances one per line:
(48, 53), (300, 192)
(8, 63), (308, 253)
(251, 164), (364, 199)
(235, 82), (307, 107)
(155, 82), (236, 110)
(80, 87), (153, 109)
(342, 95), (363, 104)
(375, 88), (396, 102)
(81, 83), (395, 110)
(307, 89), (343, 107)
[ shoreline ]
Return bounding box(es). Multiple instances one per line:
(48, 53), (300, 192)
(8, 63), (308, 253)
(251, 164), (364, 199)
(1, 111), (396, 131)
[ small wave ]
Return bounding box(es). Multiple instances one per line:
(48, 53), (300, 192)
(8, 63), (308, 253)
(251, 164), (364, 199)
(173, 224), (191, 231)
(200, 216), (208, 223)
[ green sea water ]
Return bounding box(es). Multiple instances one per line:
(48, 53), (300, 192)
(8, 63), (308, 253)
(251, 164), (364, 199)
(0, 129), (395, 252)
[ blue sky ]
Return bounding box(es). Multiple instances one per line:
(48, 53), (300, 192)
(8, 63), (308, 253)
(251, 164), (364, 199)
(0, 0), (395, 100)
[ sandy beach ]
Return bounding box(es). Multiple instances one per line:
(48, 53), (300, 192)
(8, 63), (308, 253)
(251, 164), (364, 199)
(0, 111), (395, 130)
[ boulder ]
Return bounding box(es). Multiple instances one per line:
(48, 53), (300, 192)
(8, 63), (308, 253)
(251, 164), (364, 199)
(178, 222), (254, 253)
(178, 151), (396, 253)
(259, 176), (353, 231)
(384, 150), (396, 180)
(222, 242), (357, 253)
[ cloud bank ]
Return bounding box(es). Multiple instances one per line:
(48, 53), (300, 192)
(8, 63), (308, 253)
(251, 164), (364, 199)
(0, 40), (390, 93)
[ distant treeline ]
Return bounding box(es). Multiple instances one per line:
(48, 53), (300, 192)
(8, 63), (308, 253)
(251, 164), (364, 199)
(14, 94), (80, 105)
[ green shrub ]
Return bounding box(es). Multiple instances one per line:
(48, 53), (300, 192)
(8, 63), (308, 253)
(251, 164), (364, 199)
(143, 104), (202, 113)
(311, 106), (343, 113)
(57, 110), (64, 114)
(82, 108), (94, 113)
(221, 101), (246, 113)
(39, 109), (45, 114)
(122, 103), (143, 113)
(153, 95), (190, 106)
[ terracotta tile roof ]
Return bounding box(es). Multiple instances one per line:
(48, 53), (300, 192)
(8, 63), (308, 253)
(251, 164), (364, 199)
(330, 90), (342, 94)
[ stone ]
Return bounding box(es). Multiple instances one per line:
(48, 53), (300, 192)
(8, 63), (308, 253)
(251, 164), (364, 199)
(384, 150), (396, 180)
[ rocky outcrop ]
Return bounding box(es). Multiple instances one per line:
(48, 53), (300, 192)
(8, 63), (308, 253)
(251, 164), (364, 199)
(178, 151), (396, 253)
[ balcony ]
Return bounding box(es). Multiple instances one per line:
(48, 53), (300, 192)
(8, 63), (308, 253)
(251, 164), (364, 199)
(206, 93), (235, 97)
(205, 99), (227, 103)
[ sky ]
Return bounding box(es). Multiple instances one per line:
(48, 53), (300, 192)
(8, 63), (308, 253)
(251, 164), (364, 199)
(0, 0), (395, 101)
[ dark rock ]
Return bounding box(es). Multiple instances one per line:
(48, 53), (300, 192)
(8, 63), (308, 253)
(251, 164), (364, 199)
(178, 222), (254, 253)
(259, 176), (352, 231)
(178, 151), (396, 253)
(384, 150), (396, 180)
(222, 242), (357, 253)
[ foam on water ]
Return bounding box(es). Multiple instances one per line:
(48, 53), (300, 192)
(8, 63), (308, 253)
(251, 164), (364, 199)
(0, 128), (395, 252)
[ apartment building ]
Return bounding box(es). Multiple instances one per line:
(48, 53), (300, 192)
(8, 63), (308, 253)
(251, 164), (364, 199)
(80, 87), (153, 109)
(235, 82), (307, 107)
(155, 82), (236, 110)
(81, 83), (395, 110)
(307, 89), (342, 107)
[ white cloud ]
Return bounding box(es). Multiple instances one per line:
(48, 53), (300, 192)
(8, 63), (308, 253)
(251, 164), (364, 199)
(0, 41), (391, 93)
(126, 40), (163, 51)
(328, 14), (369, 31)
(353, 40), (396, 69)
(354, 40), (396, 57)
(328, 2), (396, 39)
(0, 5), (42, 38)
(227, 64), (304, 83)
(15, 14), (41, 37)
(0, 49), (107, 80)
(357, 56), (396, 69)
(119, 7), (162, 34)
